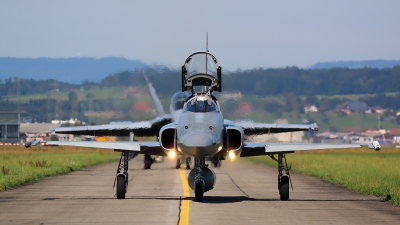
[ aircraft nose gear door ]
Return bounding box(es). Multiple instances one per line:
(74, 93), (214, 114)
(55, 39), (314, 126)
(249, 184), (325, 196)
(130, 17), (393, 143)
(194, 157), (205, 202)
(181, 52), (222, 93)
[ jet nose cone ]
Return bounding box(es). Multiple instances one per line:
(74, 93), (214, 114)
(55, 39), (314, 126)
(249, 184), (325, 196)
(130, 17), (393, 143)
(182, 134), (213, 147)
(179, 133), (219, 157)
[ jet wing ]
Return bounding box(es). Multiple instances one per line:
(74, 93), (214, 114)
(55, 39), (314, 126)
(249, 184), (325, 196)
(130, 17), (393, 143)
(232, 120), (318, 135)
(53, 116), (173, 137)
(43, 141), (167, 156)
(240, 142), (380, 157)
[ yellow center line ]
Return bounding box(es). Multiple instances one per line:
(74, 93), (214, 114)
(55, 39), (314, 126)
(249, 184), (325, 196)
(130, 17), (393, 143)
(179, 169), (190, 225)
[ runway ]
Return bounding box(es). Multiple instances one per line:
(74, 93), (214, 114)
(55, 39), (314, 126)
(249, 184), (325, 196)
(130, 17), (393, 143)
(0, 156), (399, 224)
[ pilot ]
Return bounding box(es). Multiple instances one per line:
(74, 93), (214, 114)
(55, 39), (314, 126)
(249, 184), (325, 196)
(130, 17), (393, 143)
(182, 96), (219, 114)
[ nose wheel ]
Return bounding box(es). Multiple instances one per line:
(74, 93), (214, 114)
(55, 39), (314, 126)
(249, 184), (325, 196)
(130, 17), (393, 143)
(195, 179), (204, 202)
(194, 157), (206, 202)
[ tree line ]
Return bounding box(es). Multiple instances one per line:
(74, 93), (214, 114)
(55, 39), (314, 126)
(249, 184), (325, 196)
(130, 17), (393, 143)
(2, 65), (400, 97)
(1, 65), (400, 123)
(0, 77), (80, 96)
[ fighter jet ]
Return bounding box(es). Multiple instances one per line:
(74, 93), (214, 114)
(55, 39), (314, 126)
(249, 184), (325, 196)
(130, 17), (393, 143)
(27, 51), (381, 202)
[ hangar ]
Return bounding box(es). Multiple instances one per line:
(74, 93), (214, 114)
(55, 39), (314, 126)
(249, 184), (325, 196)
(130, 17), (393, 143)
(0, 111), (20, 143)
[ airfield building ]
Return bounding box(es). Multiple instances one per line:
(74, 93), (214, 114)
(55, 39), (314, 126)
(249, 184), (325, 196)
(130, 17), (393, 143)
(0, 111), (20, 143)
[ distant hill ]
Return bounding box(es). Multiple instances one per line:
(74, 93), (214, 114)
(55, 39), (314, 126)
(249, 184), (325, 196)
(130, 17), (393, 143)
(0, 57), (148, 83)
(310, 60), (400, 69)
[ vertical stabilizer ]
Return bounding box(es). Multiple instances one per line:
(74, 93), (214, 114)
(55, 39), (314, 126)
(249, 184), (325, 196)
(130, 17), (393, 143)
(143, 73), (166, 116)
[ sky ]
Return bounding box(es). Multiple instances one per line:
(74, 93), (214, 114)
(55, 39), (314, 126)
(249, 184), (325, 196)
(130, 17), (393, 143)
(1, 0), (399, 71)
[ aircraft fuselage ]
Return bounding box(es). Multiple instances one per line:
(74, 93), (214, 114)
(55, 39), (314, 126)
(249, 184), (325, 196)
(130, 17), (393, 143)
(177, 110), (223, 157)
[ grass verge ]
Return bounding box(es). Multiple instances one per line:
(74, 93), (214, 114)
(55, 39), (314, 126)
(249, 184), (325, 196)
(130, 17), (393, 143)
(0, 146), (119, 191)
(244, 147), (400, 206)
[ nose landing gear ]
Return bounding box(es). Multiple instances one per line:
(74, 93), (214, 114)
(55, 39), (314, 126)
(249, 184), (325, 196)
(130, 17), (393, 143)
(194, 157), (205, 202)
(194, 167), (205, 202)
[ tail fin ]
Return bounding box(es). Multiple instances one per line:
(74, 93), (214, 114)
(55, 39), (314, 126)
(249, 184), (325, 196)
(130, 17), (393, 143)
(143, 72), (166, 116)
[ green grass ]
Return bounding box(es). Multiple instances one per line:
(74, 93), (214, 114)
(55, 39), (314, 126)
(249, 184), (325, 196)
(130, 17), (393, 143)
(244, 148), (400, 206)
(0, 146), (119, 191)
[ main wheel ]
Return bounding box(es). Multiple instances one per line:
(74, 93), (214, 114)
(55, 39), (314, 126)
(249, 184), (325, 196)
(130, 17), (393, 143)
(144, 155), (153, 169)
(185, 157), (192, 170)
(116, 175), (126, 199)
(144, 160), (152, 169)
(280, 176), (289, 201)
(194, 181), (204, 202)
(175, 158), (181, 169)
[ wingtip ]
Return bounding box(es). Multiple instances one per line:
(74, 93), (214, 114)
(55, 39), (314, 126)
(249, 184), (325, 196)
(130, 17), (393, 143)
(372, 141), (381, 151)
(367, 141), (381, 151)
(24, 141), (32, 148)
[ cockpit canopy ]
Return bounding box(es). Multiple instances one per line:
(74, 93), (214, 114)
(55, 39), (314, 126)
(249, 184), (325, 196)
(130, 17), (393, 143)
(171, 91), (191, 111)
(185, 53), (219, 78)
(182, 52), (221, 93)
(183, 95), (219, 113)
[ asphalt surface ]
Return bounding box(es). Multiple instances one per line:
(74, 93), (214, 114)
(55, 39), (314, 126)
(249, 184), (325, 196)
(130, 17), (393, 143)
(0, 156), (399, 224)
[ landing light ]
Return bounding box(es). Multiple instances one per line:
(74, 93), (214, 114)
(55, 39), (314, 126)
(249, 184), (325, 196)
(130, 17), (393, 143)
(218, 146), (222, 151)
(228, 151), (235, 159)
(168, 150), (176, 158)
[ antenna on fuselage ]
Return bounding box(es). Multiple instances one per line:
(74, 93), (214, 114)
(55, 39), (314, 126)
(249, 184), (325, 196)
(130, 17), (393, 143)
(206, 32), (209, 52)
(203, 32), (209, 93)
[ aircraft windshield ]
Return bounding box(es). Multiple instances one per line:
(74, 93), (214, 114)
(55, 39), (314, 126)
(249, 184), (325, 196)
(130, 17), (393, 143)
(171, 92), (190, 110)
(185, 53), (218, 79)
(184, 97), (218, 113)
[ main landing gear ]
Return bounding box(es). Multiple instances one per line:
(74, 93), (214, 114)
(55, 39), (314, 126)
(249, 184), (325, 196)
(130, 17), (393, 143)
(209, 155), (222, 168)
(114, 150), (138, 199)
(270, 152), (292, 201)
(176, 156), (192, 170)
(144, 154), (155, 169)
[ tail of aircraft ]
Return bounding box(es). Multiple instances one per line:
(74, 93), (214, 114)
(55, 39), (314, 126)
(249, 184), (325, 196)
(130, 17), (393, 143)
(143, 72), (166, 116)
